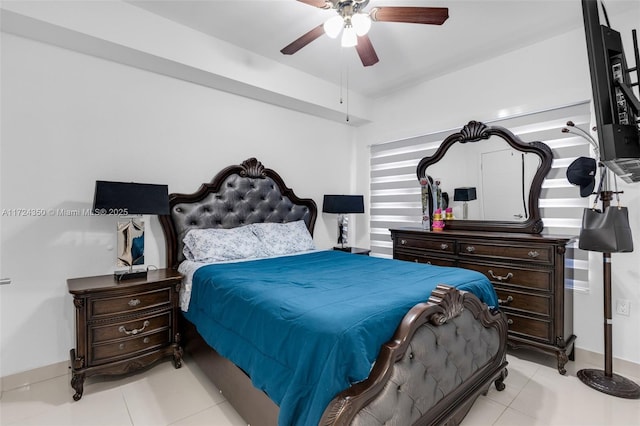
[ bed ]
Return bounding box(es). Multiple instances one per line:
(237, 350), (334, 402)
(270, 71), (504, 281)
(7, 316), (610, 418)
(159, 157), (508, 426)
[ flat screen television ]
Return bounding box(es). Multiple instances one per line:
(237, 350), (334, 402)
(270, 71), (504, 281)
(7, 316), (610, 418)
(582, 0), (640, 183)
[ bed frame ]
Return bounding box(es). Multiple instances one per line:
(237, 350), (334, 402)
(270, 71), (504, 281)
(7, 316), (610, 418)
(159, 157), (509, 426)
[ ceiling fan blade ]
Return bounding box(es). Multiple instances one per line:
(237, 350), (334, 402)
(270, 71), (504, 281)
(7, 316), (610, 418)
(281, 24), (325, 55)
(355, 35), (379, 67)
(297, 0), (332, 9)
(370, 7), (449, 25)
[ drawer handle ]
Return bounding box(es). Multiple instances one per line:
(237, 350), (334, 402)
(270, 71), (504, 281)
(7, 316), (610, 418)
(488, 270), (514, 282)
(507, 319), (514, 325)
(128, 299), (141, 307)
(498, 295), (514, 306)
(119, 320), (150, 336)
(401, 239), (407, 245)
(143, 337), (150, 344)
(440, 243), (449, 250)
(528, 250), (540, 258)
(466, 246), (476, 253)
(119, 343), (125, 350)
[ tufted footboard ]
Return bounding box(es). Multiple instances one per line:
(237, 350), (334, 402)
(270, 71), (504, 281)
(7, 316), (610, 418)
(321, 285), (508, 426)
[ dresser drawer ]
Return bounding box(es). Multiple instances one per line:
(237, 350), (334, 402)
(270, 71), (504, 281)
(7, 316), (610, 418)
(90, 288), (172, 318)
(458, 241), (553, 265)
(505, 312), (552, 342)
(91, 311), (171, 344)
(458, 261), (552, 291)
(91, 329), (171, 364)
(495, 287), (551, 317)
(395, 236), (455, 254)
(394, 250), (457, 267)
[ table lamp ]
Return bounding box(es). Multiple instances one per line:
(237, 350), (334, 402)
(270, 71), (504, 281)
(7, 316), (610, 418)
(453, 187), (477, 220)
(322, 195), (364, 249)
(93, 181), (169, 281)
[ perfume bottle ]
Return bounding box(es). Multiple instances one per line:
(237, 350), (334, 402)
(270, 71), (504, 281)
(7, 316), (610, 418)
(432, 208), (445, 232)
(445, 207), (454, 220)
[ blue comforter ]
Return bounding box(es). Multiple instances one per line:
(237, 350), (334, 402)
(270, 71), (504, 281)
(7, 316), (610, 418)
(184, 250), (497, 426)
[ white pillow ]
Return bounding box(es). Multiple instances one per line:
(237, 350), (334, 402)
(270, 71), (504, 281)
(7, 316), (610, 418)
(182, 225), (266, 262)
(250, 220), (315, 256)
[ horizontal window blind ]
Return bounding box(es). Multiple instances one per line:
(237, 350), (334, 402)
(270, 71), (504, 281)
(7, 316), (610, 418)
(370, 101), (592, 291)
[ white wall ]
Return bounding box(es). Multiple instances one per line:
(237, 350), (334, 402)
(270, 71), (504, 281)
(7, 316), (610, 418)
(0, 33), (354, 376)
(354, 7), (640, 365)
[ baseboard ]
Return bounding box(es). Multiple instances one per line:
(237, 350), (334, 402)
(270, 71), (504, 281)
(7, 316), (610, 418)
(575, 348), (640, 380)
(1, 361), (69, 393)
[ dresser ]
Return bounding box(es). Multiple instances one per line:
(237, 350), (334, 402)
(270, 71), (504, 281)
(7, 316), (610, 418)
(391, 227), (576, 374)
(68, 269), (183, 400)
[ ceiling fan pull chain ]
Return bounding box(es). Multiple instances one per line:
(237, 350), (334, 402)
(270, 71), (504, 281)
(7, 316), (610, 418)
(339, 47), (344, 105)
(346, 58), (350, 122)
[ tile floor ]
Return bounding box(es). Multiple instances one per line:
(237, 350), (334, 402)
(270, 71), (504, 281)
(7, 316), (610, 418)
(1, 351), (639, 426)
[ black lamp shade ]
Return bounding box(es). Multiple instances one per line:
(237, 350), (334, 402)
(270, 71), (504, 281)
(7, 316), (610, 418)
(93, 181), (170, 215)
(453, 187), (477, 202)
(322, 195), (364, 214)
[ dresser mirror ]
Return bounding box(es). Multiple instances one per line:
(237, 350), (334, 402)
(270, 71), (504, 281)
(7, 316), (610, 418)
(416, 121), (553, 234)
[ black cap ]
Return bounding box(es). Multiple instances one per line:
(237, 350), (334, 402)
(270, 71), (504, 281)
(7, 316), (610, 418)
(566, 157), (596, 197)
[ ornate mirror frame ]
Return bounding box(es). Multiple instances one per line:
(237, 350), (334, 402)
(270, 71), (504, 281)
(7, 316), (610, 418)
(416, 121), (553, 234)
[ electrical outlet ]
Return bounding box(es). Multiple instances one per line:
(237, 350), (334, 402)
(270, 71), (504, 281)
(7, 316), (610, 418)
(616, 299), (631, 316)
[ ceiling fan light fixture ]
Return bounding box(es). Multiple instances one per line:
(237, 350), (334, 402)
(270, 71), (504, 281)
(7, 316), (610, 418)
(341, 24), (358, 47)
(351, 13), (371, 36)
(323, 15), (344, 38)
(282, 2), (449, 67)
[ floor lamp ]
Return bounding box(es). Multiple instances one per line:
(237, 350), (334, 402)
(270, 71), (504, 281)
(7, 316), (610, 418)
(563, 125), (640, 399)
(577, 187), (640, 399)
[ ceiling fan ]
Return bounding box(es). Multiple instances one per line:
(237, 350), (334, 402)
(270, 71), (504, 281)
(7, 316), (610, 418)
(281, 0), (449, 67)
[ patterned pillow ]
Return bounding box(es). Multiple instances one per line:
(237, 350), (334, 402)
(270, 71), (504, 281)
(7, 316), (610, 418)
(250, 220), (315, 256)
(182, 225), (266, 262)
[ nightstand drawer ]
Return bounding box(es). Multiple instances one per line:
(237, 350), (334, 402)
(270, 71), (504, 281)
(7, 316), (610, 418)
(91, 312), (171, 344)
(91, 288), (172, 318)
(92, 329), (171, 364)
(396, 237), (455, 254)
(458, 261), (552, 291)
(458, 241), (553, 265)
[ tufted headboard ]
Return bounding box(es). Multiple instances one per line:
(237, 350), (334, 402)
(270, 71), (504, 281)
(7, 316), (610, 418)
(159, 158), (317, 269)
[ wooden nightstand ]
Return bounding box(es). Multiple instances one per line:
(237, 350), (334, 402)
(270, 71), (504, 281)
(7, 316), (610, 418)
(67, 268), (183, 401)
(333, 247), (371, 256)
